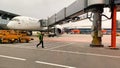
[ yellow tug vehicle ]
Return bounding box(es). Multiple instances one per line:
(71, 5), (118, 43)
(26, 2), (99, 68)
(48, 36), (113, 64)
(0, 30), (33, 43)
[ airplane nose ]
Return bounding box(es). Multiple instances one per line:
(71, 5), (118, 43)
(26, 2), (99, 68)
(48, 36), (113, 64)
(7, 21), (15, 29)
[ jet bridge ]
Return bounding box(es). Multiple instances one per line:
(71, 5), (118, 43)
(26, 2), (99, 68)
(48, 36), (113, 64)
(48, 0), (110, 26)
(47, 0), (120, 48)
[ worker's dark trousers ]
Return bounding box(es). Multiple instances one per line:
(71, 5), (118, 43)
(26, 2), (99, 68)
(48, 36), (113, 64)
(36, 41), (44, 48)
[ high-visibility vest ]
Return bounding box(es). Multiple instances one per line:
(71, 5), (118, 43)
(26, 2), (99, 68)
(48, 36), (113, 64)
(38, 34), (43, 41)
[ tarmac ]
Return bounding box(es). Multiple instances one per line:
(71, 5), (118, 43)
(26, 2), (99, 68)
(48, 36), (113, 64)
(0, 34), (120, 68)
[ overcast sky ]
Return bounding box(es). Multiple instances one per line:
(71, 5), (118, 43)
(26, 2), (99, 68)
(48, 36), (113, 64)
(0, 0), (76, 19)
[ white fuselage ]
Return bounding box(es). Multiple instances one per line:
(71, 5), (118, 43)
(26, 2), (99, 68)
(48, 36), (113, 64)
(7, 16), (42, 30)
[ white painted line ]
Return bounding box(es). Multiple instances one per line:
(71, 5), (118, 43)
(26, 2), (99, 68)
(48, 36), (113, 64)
(2, 43), (120, 59)
(0, 55), (26, 61)
(49, 50), (120, 59)
(46, 43), (74, 50)
(35, 61), (76, 68)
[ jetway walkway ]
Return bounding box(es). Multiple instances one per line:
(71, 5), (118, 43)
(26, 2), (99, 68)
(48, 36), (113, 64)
(48, 0), (110, 26)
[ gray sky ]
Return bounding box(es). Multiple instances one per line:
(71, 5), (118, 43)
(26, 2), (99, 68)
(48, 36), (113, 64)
(0, 0), (76, 19)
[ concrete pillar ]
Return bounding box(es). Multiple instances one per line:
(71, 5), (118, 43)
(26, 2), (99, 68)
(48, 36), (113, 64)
(90, 8), (104, 47)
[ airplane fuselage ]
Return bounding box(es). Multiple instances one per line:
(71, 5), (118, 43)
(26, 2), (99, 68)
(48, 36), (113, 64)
(7, 16), (41, 31)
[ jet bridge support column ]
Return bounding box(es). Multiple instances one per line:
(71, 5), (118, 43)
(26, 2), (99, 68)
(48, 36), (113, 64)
(90, 7), (104, 47)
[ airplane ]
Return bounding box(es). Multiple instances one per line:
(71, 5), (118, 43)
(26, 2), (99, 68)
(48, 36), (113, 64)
(7, 16), (64, 36)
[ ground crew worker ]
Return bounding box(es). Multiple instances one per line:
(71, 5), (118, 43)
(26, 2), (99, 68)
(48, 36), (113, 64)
(36, 32), (44, 48)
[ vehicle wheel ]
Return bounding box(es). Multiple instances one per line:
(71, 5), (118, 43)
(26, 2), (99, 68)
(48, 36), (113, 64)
(18, 39), (22, 43)
(8, 40), (12, 43)
(26, 40), (29, 43)
(15, 39), (19, 43)
(0, 39), (2, 43)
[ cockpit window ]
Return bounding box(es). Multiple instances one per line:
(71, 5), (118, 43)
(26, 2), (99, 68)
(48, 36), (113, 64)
(11, 18), (19, 21)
